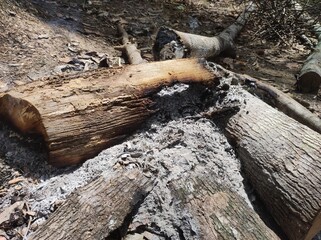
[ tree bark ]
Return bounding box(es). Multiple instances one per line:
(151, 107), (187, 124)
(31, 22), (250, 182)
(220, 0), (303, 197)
(169, 172), (280, 240)
(224, 88), (321, 240)
(153, 3), (253, 60)
(213, 63), (321, 134)
(116, 21), (146, 65)
(0, 59), (217, 167)
(247, 79), (321, 134)
(30, 168), (154, 240)
(297, 24), (321, 93)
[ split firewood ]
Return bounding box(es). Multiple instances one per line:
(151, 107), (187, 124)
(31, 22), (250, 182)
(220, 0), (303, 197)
(153, 3), (254, 60)
(169, 172), (280, 239)
(224, 88), (321, 240)
(30, 169), (154, 240)
(297, 24), (321, 93)
(0, 58), (217, 167)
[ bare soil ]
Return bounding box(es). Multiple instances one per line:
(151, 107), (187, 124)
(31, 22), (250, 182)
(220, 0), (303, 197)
(0, 0), (320, 239)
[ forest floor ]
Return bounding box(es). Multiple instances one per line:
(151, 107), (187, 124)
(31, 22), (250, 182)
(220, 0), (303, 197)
(0, 0), (320, 239)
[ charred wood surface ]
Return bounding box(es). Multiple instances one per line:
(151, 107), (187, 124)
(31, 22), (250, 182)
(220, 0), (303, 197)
(0, 59), (217, 167)
(30, 169), (154, 240)
(225, 89), (321, 240)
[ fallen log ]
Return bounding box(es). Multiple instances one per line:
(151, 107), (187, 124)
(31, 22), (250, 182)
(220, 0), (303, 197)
(224, 88), (321, 240)
(0, 58), (217, 167)
(169, 172), (280, 239)
(153, 3), (253, 60)
(30, 168), (154, 240)
(246, 79), (321, 134)
(116, 21), (146, 65)
(210, 63), (321, 134)
(297, 24), (321, 93)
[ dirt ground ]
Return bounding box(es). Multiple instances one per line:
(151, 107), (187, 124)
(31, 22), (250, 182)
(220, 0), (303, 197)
(0, 0), (320, 239)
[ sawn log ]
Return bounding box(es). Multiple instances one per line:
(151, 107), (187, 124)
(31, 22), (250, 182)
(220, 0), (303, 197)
(0, 58), (217, 167)
(224, 88), (321, 240)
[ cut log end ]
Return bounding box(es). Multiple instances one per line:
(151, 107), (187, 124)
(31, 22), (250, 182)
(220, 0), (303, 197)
(297, 72), (321, 93)
(0, 94), (47, 138)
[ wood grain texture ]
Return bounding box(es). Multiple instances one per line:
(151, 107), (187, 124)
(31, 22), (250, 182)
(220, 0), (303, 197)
(225, 89), (321, 240)
(170, 172), (280, 240)
(0, 58), (216, 166)
(30, 169), (154, 240)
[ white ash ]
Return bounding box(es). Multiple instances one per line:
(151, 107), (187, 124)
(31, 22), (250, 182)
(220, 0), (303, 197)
(0, 83), (251, 238)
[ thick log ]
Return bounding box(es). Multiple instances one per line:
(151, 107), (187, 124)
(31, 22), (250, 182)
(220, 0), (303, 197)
(169, 172), (280, 239)
(247, 79), (321, 134)
(153, 4), (253, 60)
(0, 59), (217, 167)
(30, 168), (154, 240)
(212, 62), (321, 134)
(224, 88), (321, 240)
(297, 24), (321, 93)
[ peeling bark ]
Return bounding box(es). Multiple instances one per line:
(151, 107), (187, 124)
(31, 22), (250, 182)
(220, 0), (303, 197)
(224, 88), (321, 240)
(30, 169), (154, 240)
